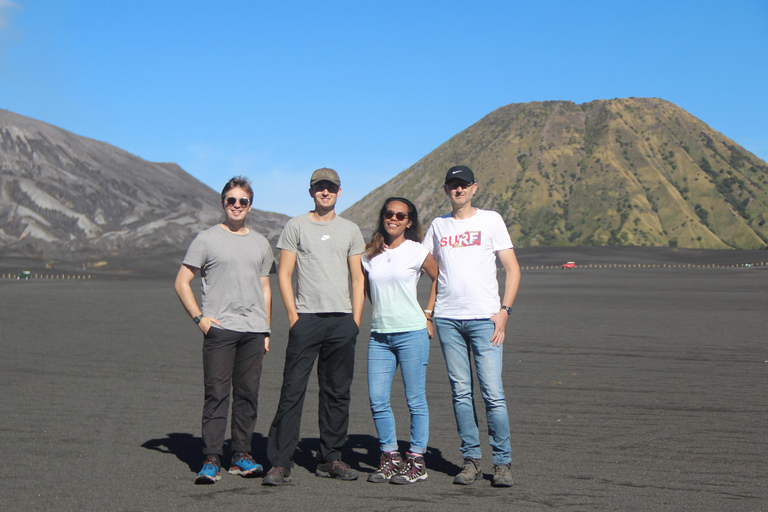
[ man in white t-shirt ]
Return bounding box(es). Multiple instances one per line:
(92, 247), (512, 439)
(423, 165), (521, 488)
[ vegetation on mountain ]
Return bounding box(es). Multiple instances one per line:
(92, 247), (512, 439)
(2, 97), (766, 271)
(343, 98), (768, 249)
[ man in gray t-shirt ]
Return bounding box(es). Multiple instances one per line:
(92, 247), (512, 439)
(263, 168), (365, 486)
(175, 176), (272, 485)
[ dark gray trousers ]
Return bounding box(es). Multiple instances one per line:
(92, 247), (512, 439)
(202, 328), (266, 457)
(267, 313), (359, 467)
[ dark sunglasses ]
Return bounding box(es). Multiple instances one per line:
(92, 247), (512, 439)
(312, 182), (339, 193)
(225, 197), (250, 207)
(446, 180), (474, 190)
(384, 210), (408, 221)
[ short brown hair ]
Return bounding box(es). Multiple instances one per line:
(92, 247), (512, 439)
(220, 176), (254, 205)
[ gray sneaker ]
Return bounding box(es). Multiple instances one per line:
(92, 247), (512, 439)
(453, 458), (482, 485)
(315, 459), (359, 480)
(262, 466), (291, 486)
(492, 463), (514, 487)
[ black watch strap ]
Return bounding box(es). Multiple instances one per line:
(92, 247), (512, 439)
(501, 305), (512, 316)
(193, 315), (203, 324)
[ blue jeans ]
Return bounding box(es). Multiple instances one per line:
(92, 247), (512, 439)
(434, 318), (511, 465)
(367, 329), (430, 454)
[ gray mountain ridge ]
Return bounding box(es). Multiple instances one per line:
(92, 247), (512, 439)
(0, 109), (289, 273)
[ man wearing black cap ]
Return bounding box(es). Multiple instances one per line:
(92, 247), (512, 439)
(263, 168), (366, 485)
(423, 165), (521, 488)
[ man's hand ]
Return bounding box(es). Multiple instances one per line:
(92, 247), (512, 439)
(197, 316), (221, 335)
(490, 310), (508, 346)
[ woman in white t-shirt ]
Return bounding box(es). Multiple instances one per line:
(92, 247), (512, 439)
(362, 197), (438, 485)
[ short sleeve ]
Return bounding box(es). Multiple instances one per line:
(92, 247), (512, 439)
(182, 233), (207, 269)
(423, 222), (436, 254)
(259, 238), (273, 276)
(277, 218), (299, 253)
(490, 212), (513, 252)
(348, 223), (365, 256)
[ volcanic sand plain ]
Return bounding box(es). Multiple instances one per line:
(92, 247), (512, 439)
(0, 247), (766, 511)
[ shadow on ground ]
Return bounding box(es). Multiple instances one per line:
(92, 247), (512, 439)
(141, 432), (459, 477)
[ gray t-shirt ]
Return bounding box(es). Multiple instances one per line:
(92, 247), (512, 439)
(277, 213), (365, 314)
(183, 225), (273, 333)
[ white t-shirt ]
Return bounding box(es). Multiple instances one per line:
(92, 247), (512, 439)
(362, 240), (429, 333)
(423, 209), (513, 320)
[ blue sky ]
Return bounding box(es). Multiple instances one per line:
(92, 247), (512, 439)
(1, 1), (766, 217)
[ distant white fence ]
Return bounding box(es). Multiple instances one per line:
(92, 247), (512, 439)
(2, 273), (92, 280)
(520, 262), (767, 270)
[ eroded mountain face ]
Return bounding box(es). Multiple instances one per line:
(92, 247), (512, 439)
(0, 110), (288, 269)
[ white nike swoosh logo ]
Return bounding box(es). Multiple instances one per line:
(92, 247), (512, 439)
(452, 170), (461, 174)
(321, 235), (331, 240)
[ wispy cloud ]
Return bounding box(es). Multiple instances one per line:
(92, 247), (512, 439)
(0, 0), (20, 31)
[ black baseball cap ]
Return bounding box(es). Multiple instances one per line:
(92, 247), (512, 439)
(444, 165), (475, 184)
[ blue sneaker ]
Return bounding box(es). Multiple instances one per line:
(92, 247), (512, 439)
(228, 452), (263, 477)
(195, 454), (221, 484)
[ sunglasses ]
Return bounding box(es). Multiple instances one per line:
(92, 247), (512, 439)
(446, 180), (474, 190)
(225, 197), (250, 207)
(312, 183), (339, 193)
(384, 210), (408, 221)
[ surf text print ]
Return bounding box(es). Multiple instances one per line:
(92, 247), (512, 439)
(440, 231), (482, 248)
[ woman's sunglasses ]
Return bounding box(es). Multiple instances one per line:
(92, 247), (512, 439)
(225, 197), (250, 207)
(384, 210), (408, 221)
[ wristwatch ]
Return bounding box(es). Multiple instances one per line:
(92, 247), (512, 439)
(500, 305), (512, 316)
(193, 314), (203, 324)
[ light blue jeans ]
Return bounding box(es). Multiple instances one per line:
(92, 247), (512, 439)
(434, 318), (511, 465)
(367, 329), (430, 454)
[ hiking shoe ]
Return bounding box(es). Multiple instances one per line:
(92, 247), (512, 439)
(492, 463), (514, 487)
(262, 466), (291, 486)
(367, 451), (402, 483)
(195, 454), (221, 484)
(315, 459), (359, 480)
(228, 451), (263, 477)
(390, 453), (428, 485)
(453, 457), (482, 485)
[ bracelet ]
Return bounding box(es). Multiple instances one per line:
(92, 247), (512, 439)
(426, 318), (433, 322)
(424, 309), (433, 315)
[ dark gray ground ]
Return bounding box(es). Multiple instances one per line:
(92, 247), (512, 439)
(0, 248), (766, 511)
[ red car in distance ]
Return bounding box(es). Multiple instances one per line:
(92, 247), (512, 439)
(562, 261), (576, 269)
